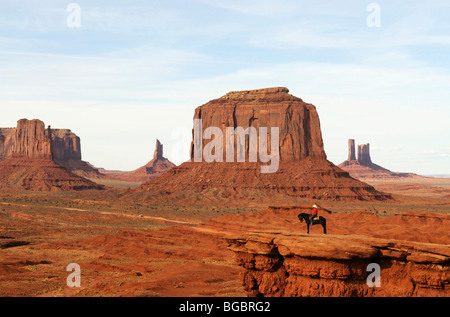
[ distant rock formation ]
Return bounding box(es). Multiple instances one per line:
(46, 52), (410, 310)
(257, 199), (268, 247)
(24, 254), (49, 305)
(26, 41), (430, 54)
(145, 139), (175, 176)
(348, 139), (356, 161)
(358, 143), (372, 165)
(10, 119), (54, 160)
(339, 139), (419, 179)
(134, 88), (391, 202)
(0, 121), (100, 176)
(0, 119), (104, 191)
(153, 139), (164, 160)
(102, 139), (175, 183)
(0, 128), (15, 161)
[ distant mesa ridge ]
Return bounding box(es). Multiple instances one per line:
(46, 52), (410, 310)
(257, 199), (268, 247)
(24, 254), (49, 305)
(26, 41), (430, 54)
(0, 119), (100, 176)
(0, 119), (104, 191)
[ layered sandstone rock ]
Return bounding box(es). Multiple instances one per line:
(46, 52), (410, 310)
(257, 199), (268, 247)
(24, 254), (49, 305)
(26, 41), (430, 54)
(135, 88), (390, 202)
(13, 119), (53, 159)
(51, 129), (81, 161)
(228, 232), (449, 297)
(0, 122), (100, 176)
(190, 87), (326, 162)
(196, 206), (449, 297)
(0, 128), (15, 161)
(0, 119), (104, 191)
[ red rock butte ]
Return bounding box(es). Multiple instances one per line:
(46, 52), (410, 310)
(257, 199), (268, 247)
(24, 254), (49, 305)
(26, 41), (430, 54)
(0, 119), (104, 192)
(0, 120), (100, 176)
(134, 87), (391, 202)
(190, 87), (326, 162)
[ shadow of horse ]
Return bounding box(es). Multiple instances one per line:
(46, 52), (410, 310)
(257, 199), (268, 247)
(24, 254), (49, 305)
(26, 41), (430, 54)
(298, 213), (327, 234)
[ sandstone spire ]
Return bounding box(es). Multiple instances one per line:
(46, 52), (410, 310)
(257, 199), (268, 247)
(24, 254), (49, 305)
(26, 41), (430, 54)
(105, 139), (175, 183)
(348, 139), (356, 161)
(153, 139), (163, 160)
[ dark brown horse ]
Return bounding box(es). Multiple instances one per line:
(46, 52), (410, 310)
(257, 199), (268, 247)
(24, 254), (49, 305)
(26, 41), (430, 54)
(298, 213), (327, 234)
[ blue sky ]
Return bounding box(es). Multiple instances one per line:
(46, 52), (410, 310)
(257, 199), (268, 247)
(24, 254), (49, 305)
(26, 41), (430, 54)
(0, 0), (449, 174)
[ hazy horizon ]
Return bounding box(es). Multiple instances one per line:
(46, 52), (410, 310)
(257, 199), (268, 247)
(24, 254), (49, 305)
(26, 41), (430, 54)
(1, 1), (449, 175)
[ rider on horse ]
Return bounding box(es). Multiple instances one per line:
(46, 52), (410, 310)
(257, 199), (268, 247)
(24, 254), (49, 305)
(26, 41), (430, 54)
(310, 204), (318, 224)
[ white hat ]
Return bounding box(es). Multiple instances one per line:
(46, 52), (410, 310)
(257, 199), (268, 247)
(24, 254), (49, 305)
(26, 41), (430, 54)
(312, 204), (317, 208)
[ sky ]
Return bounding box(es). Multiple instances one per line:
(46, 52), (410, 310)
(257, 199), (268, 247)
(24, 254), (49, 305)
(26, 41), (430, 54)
(0, 0), (449, 174)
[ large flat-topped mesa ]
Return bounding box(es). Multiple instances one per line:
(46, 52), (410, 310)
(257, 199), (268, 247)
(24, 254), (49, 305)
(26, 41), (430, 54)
(190, 87), (326, 162)
(221, 87), (295, 100)
(134, 88), (391, 202)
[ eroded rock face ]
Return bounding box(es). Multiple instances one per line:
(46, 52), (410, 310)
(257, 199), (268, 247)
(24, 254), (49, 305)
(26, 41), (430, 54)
(13, 119), (53, 159)
(229, 233), (449, 297)
(51, 129), (82, 162)
(136, 88), (391, 202)
(220, 207), (450, 297)
(0, 120), (99, 176)
(358, 143), (372, 165)
(0, 119), (104, 191)
(189, 87), (326, 162)
(0, 128), (16, 161)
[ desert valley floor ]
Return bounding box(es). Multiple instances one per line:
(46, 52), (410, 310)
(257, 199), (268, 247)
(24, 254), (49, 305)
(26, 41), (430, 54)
(0, 176), (449, 297)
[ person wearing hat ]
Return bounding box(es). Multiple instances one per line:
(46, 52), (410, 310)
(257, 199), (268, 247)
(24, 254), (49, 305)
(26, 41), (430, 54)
(310, 204), (318, 225)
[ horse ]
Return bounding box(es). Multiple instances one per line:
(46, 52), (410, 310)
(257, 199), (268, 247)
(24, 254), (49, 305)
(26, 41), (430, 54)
(298, 213), (327, 234)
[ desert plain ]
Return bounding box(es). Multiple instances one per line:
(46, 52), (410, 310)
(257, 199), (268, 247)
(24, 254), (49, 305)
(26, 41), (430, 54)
(0, 175), (449, 297)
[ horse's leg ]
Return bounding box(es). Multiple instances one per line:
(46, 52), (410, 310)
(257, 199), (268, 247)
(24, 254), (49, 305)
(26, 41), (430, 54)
(322, 219), (327, 234)
(306, 223), (310, 234)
